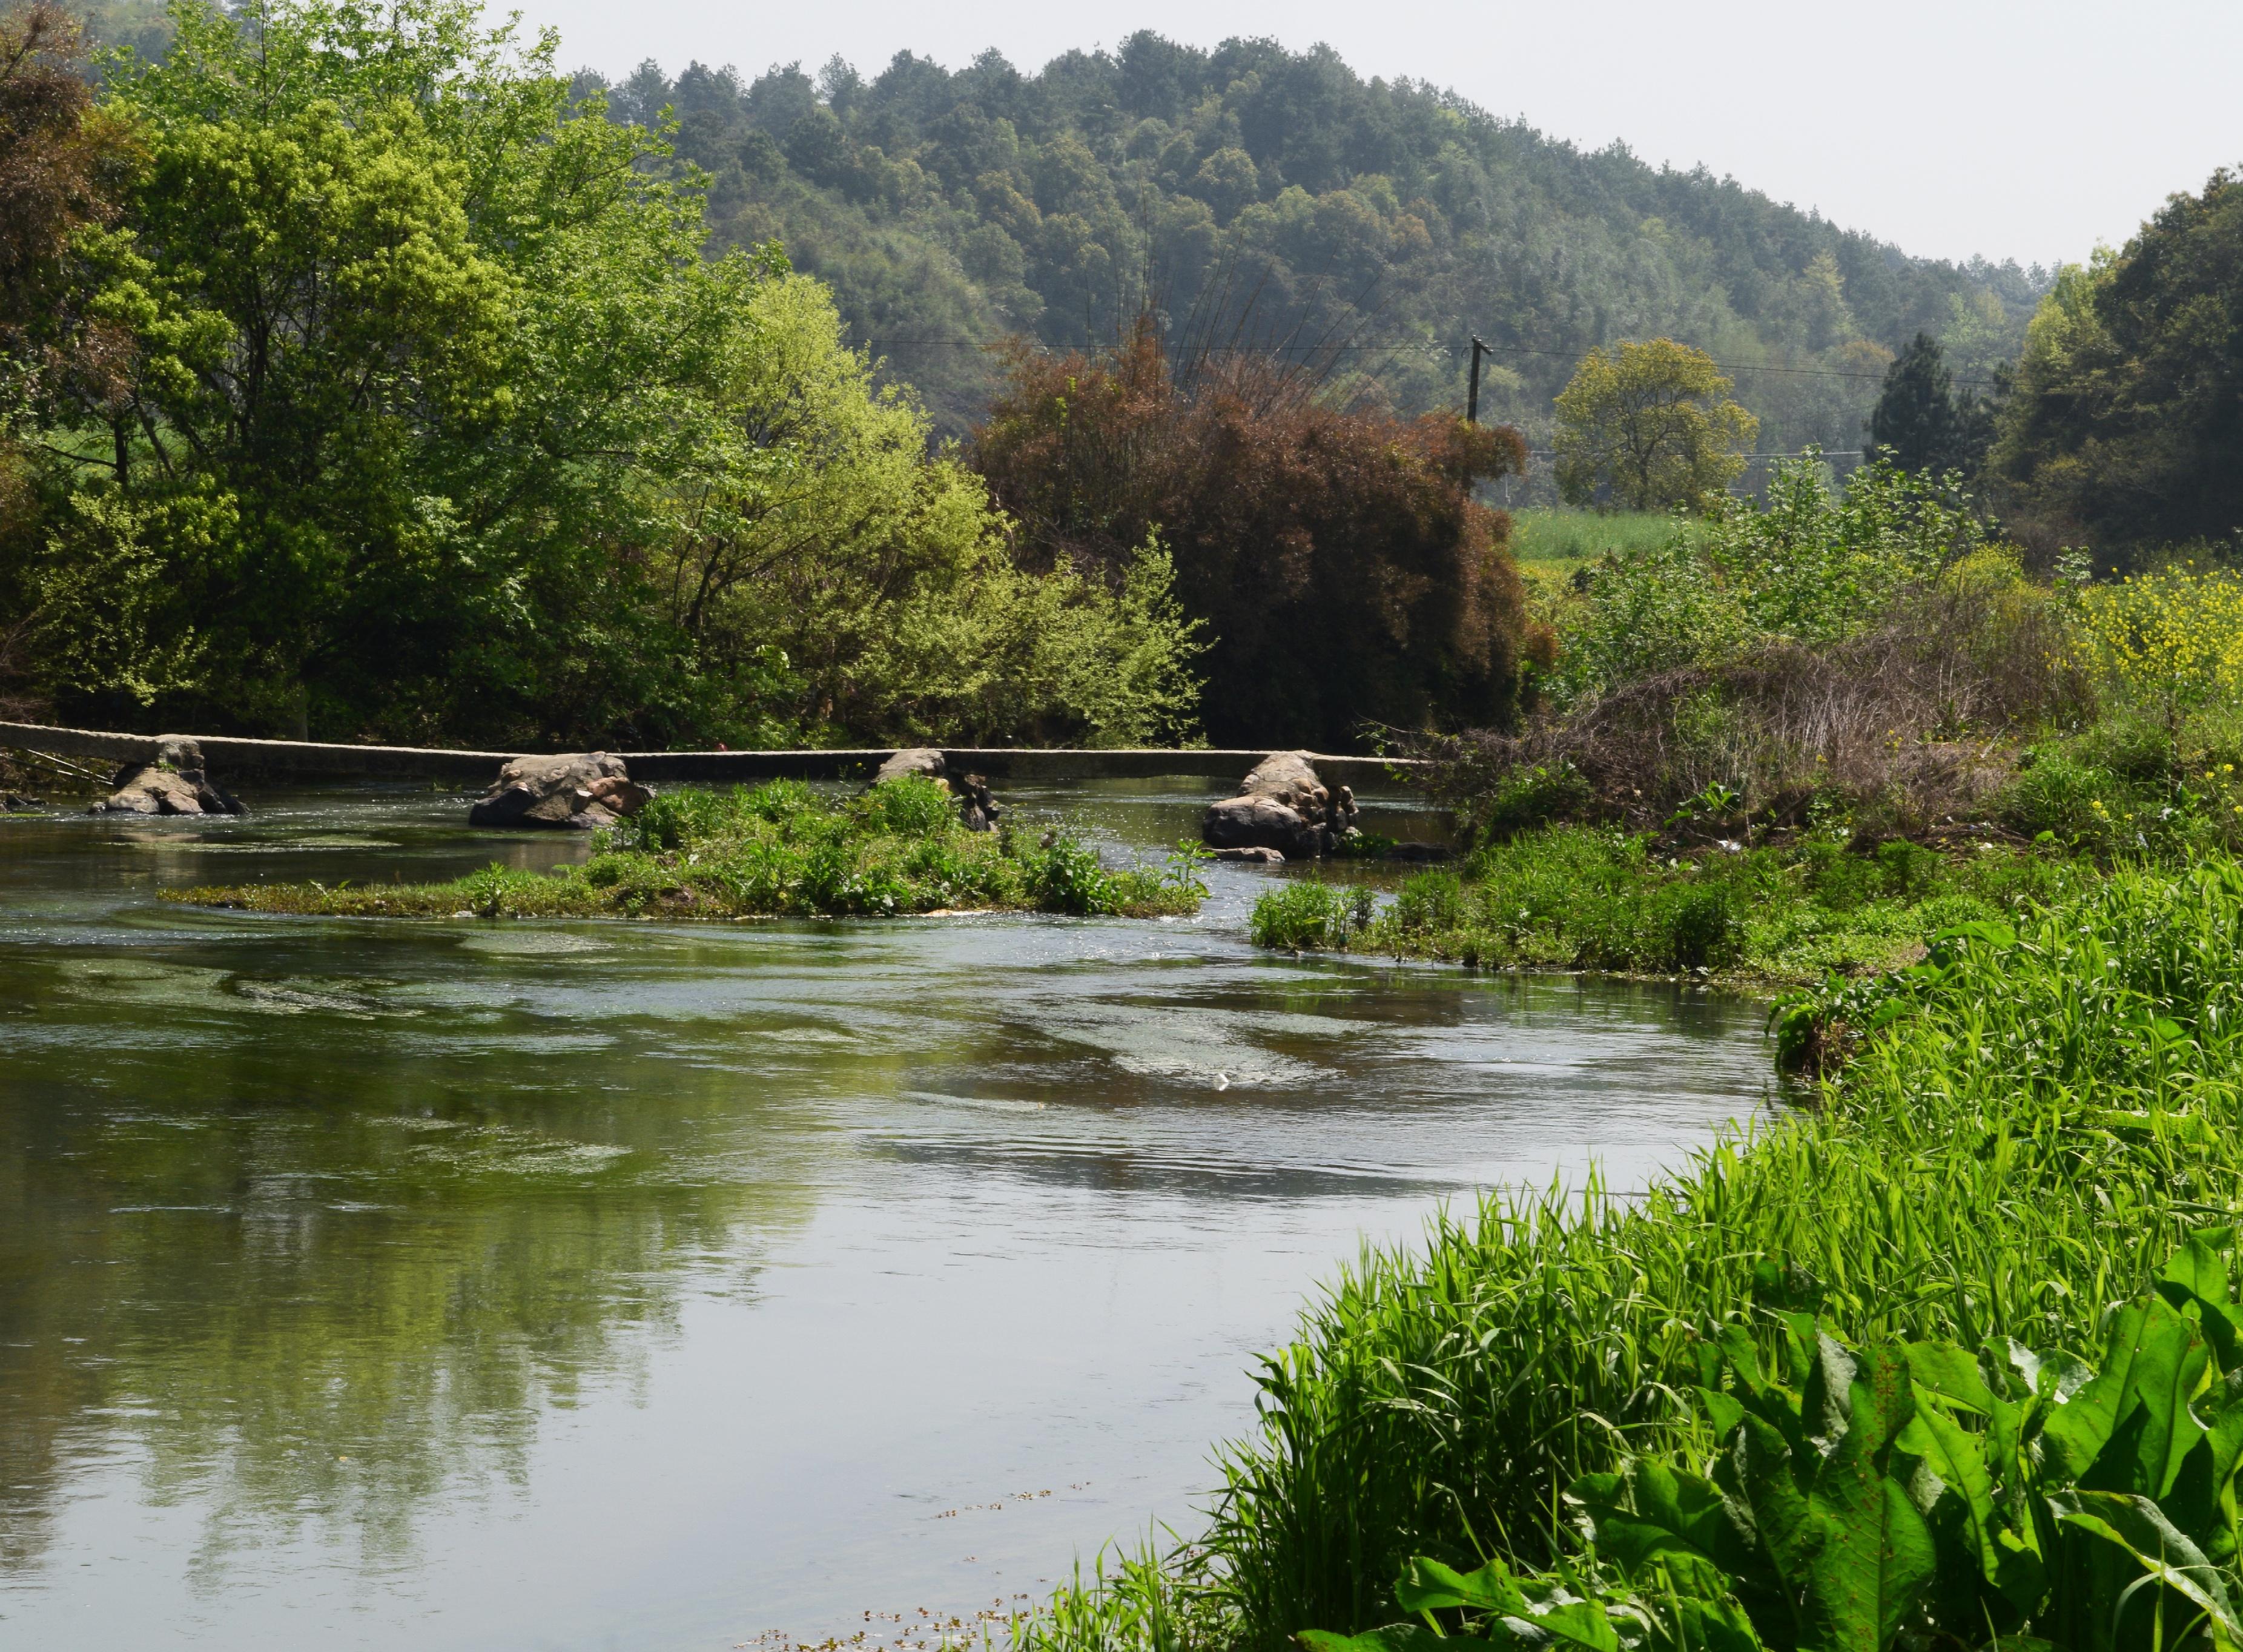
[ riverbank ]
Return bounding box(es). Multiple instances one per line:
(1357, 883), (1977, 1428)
(1245, 821), (2094, 990)
(164, 778), (1207, 921)
(1022, 850), (2243, 1648)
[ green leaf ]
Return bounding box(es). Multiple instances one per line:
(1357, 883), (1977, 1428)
(1570, 1459), (1738, 1576)
(1899, 1388), (2003, 1583)
(1498, 1601), (1621, 1651)
(1298, 1627), (1450, 1652)
(1802, 1346), (1938, 1650)
(2040, 1296), (2206, 1493)
(2052, 1490), (2243, 1642)
(1906, 1340), (1994, 1415)
(1395, 1555), (1527, 1615)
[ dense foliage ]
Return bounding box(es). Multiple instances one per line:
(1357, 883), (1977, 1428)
(168, 775), (1209, 919)
(580, 38), (2044, 453)
(1551, 340), (1757, 512)
(1865, 331), (1997, 478)
(970, 319), (1542, 748)
(1251, 827), (2089, 986)
(0, 0), (1204, 748)
(1992, 169), (2243, 561)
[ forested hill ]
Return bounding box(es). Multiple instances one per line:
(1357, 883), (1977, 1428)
(575, 35), (2047, 455)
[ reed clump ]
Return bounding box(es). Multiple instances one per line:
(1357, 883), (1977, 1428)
(165, 777), (1207, 922)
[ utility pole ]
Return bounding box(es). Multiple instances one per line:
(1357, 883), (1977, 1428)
(1465, 335), (1488, 425)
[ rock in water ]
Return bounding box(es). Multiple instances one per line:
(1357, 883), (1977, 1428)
(873, 748), (947, 784)
(954, 773), (1002, 833)
(91, 738), (246, 816)
(1202, 750), (1359, 857)
(469, 753), (650, 830)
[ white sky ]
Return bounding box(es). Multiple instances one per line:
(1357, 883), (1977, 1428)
(501, 0), (2243, 271)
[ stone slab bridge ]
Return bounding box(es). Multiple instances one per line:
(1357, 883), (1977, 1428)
(0, 721), (1424, 792)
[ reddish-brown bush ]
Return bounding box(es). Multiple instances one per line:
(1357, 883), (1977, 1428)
(970, 317), (1540, 749)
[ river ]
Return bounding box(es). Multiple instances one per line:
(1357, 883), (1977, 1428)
(0, 779), (1769, 1648)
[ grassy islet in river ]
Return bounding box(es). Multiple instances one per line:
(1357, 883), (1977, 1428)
(1249, 821), (2092, 986)
(165, 776), (1207, 921)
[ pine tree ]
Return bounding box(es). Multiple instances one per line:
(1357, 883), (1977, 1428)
(1867, 332), (1962, 473)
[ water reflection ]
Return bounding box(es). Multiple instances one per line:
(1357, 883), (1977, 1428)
(0, 784), (1766, 1648)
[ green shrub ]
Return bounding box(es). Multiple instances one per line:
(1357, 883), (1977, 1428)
(1473, 761), (1593, 841)
(1389, 871), (1465, 934)
(1184, 859), (2243, 1647)
(1651, 878), (1741, 968)
(1249, 881), (1359, 950)
(1996, 753), (2132, 849)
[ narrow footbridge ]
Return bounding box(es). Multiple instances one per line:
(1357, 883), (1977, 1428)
(0, 721), (1422, 790)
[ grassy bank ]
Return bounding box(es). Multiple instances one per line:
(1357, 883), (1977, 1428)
(1250, 824), (2093, 986)
(1023, 853), (2243, 1649)
(164, 778), (1206, 922)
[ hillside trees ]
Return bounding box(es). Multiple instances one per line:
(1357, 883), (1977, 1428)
(4, 0), (1203, 747)
(584, 36), (2045, 448)
(1992, 170), (2243, 560)
(1552, 340), (1758, 512)
(971, 319), (1539, 747)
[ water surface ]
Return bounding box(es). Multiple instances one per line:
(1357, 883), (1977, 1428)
(0, 780), (1769, 1648)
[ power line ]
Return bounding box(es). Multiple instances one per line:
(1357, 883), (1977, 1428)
(856, 335), (1997, 386)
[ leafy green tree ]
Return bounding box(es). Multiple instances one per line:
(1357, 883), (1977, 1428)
(1553, 340), (1759, 512)
(12, 0), (1204, 746)
(1992, 170), (2243, 558)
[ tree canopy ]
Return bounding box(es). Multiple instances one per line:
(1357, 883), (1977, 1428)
(1552, 340), (1758, 512)
(971, 318), (1539, 747)
(1992, 169), (2243, 560)
(580, 37), (2046, 456)
(1, 0), (1204, 747)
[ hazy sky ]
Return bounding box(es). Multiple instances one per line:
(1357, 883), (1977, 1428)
(500, 0), (2239, 271)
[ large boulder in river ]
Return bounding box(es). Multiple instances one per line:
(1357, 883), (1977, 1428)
(1202, 750), (1358, 857)
(469, 752), (649, 830)
(874, 747), (946, 784)
(91, 737), (245, 816)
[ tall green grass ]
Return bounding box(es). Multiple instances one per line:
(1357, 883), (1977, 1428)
(1507, 507), (1695, 575)
(1020, 856), (2243, 1649)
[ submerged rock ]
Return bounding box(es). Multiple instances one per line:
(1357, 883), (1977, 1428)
(1209, 844), (1285, 864)
(91, 738), (245, 816)
(1203, 751), (1358, 857)
(469, 752), (649, 830)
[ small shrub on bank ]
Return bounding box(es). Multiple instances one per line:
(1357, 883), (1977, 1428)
(164, 778), (1207, 922)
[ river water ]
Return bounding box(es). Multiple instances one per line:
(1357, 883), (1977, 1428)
(0, 779), (1769, 1650)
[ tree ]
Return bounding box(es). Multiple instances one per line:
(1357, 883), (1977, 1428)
(8, 0), (1204, 747)
(1553, 340), (1758, 512)
(971, 317), (1540, 748)
(1991, 170), (2243, 558)
(1867, 331), (2000, 478)
(1867, 332), (1960, 472)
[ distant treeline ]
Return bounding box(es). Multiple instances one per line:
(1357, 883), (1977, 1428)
(570, 36), (2046, 461)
